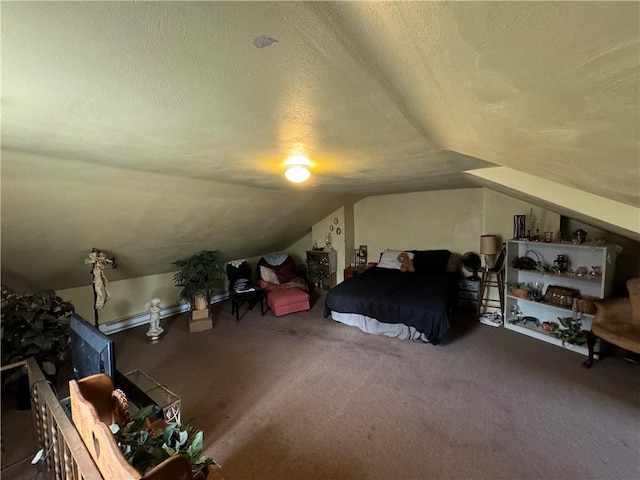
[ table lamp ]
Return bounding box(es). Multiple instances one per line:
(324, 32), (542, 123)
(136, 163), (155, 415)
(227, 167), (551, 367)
(480, 234), (498, 269)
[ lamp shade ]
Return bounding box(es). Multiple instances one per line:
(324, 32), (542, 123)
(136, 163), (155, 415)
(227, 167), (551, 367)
(480, 235), (498, 255)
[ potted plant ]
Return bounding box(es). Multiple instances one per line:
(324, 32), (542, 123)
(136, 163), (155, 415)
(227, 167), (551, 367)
(172, 250), (225, 311)
(1, 289), (75, 407)
(553, 316), (588, 346)
(111, 405), (219, 480)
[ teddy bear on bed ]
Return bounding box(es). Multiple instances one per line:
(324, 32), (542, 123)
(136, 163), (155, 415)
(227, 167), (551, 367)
(397, 251), (414, 272)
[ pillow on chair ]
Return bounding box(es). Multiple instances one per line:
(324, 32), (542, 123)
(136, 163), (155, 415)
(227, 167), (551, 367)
(258, 254), (300, 283)
(260, 266), (280, 284)
(274, 262), (297, 283)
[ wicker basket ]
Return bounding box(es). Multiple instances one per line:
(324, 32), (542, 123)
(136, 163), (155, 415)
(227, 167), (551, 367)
(577, 296), (597, 315)
(512, 250), (543, 271)
(544, 285), (578, 308)
(511, 288), (530, 299)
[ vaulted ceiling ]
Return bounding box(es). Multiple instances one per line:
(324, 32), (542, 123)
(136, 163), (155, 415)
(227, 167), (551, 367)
(2, 2), (638, 291)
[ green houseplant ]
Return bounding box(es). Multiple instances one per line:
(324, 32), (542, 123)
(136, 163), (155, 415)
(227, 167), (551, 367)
(172, 250), (225, 310)
(553, 316), (588, 346)
(111, 405), (218, 480)
(1, 289), (75, 387)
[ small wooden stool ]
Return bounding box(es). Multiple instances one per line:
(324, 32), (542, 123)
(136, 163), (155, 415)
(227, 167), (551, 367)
(477, 267), (505, 318)
(477, 246), (506, 318)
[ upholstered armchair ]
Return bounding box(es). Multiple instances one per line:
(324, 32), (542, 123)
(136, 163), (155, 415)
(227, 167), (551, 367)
(583, 278), (640, 368)
(257, 253), (310, 316)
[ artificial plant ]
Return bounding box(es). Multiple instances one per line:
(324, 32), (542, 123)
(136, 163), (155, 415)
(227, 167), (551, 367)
(172, 250), (225, 307)
(111, 405), (218, 480)
(1, 289), (75, 381)
(553, 316), (588, 346)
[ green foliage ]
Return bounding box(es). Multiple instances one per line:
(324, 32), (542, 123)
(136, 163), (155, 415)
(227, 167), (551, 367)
(172, 250), (225, 301)
(111, 405), (217, 479)
(511, 251), (553, 274)
(511, 256), (539, 270)
(553, 316), (587, 346)
(1, 289), (74, 379)
(508, 282), (533, 291)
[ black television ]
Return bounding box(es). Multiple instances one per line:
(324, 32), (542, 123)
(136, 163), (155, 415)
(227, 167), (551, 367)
(70, 314), (115, 380)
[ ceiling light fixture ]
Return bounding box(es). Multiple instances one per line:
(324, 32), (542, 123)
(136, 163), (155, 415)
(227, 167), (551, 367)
(285, 165), (311, 183)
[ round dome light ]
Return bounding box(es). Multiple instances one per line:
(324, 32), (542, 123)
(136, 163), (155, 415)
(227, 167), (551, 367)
(285, 165), (311, 183)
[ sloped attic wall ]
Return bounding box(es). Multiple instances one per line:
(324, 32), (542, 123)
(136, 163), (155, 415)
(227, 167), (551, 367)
(1, 150), (357, 292)
(55, 187), (560, 325)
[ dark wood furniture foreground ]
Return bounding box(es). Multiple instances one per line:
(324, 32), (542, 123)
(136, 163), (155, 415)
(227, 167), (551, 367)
(344, 265), (368, 280)
(226, 261), (265, 322)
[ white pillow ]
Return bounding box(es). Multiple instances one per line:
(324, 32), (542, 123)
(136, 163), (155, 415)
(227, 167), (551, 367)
(377, 250), (413, 270)
(260, 266), (280, 284)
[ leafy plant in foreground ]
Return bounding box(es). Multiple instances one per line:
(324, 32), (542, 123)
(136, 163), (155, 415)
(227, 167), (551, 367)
(110, 405), (218, 479)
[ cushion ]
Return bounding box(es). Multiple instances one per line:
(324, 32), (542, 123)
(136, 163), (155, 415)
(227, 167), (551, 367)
(410, 250), (452, 273)
(377, 250), (412, 270)
(258, 255), (299, 283)
(275, 262), (297, 283)
(260, 266), (280, 284)
(267, 288), (310, 317)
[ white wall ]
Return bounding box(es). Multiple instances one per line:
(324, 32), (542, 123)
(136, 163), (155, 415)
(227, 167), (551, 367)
(482, 189), (561, 245)
(58, 271), (182, 325)
(311, 206), (346, 283)
(561, 217), (640, 295)
(55, 188), (568, 325)
(354, 189), (484, 262)
(285, 232), (312, 265)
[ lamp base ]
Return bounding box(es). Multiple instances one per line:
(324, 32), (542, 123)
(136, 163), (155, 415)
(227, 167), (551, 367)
(483, 254), (496, 269)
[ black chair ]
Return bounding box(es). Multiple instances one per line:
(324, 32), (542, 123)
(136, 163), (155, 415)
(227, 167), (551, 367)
(226, 261), (265, 322)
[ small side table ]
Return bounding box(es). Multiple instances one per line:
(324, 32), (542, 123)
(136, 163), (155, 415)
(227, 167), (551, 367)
(124, 370), (181, 423)
(344, 265), (368, 280)
(231, 287), (265, 322)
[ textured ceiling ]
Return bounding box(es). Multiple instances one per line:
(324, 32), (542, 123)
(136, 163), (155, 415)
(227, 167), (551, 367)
(2, 1), (638, 291)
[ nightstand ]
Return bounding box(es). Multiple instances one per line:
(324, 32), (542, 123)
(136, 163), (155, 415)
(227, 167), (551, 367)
(344, 265), (368, 280)
(458, 278), (480, 310)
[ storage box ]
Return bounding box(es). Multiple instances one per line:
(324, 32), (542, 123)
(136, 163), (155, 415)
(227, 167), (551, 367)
(189, 309), (212, 332)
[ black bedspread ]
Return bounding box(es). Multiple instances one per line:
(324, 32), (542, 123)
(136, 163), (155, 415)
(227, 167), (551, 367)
(324, 267), (458, 344)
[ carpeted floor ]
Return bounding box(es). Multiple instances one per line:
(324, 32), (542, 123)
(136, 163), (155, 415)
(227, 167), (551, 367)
(3, 293), (639, 479)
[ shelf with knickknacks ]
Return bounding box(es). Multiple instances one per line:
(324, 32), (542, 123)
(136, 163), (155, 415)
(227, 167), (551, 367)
(504, 239), (618, 356)
(306, 249), (337, 290)
(324, 232), (333, 251)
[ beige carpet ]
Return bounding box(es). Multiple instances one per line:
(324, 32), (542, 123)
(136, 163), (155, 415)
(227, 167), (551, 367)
(3, 293), (639, 479)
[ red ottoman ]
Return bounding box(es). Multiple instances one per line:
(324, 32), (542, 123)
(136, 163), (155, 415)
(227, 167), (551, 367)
(267, 288), (310, 317)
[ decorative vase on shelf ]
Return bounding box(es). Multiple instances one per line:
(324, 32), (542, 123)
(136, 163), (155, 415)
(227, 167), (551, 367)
(324, 233), (333, 251)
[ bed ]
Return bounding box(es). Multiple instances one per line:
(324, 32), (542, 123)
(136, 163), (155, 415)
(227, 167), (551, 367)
(323, 249), (459, 344)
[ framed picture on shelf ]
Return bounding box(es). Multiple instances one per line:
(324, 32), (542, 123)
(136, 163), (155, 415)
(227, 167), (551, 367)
(355, 245), (368, 266)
